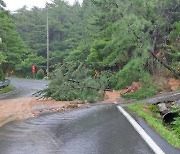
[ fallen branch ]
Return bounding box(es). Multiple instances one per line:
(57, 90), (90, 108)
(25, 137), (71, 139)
(68, 79), (80, 83)
(150, 28), (180, 78)
(69, 86), (112, 92)
(150, 51), (180, 79)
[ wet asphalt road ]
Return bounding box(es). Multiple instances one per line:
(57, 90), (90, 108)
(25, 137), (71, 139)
(0, 78), (179, 154)
(0, 104), (154, 154)
(0, 77), (49, 99)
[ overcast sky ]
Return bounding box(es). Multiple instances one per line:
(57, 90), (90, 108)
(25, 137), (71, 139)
(4, 0), (83, 11)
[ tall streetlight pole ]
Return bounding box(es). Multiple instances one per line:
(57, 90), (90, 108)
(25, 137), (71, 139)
(46, 3), (50, 77)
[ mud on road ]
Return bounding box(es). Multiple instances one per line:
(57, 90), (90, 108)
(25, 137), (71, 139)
(0, 78), (71, 124)
(0, 78), (123, 125)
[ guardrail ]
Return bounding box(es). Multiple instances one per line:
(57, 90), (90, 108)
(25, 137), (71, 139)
(0, 79), (10, 89)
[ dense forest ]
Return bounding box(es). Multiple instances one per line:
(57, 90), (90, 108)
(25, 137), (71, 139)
(0, 0), (29, 79)
(0, 0), (180, 101)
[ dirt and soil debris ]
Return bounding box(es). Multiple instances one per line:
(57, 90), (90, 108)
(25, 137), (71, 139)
(0, 98), (69, 121)
(0, 77), (179, 125)
(0, 90), (122, 124)
(167, 78), (180, 91)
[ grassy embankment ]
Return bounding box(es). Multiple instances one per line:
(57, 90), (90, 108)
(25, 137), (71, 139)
(0, 85), (14, 94)
(128, 102), (180, 148)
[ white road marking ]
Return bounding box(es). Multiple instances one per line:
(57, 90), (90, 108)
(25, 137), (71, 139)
(117, 105), (165, 154)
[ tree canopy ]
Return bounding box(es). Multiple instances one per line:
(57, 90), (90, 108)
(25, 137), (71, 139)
(3, 0), (180, 100)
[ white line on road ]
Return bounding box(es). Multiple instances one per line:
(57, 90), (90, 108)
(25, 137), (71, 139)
(117, 105), (165, 154)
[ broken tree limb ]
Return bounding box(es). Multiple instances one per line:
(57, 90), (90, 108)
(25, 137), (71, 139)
(150, 51), (180, 79)
(70, 86), (100, 91)
(150, 28), (180, 78)
(69, 86), (112, 92)
(68, 79), (113, 92)
(68, 79), (80, 83)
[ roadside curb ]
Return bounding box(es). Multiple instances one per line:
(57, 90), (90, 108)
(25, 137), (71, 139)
(143, 91), (180, 104)
(0, 115), (17, 127)
(117, 105), (165, 154)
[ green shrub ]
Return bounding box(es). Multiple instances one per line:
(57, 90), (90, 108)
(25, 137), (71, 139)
(172, 107), (180, 138)
(114, 58), (146, 89)
(36, 69), (45, 79)
(172, 117), (180, 138)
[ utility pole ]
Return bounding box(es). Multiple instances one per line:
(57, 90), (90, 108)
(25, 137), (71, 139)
(46, 4), (50, 77)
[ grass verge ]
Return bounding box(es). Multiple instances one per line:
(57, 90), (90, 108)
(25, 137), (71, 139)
(128, 102), (180, 148)
(0, 85), (14, 94)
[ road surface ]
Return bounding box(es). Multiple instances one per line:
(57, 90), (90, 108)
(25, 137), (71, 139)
(0, 103), (179, 154)
(0, 78), (179, 154)
(0, 77), (49, 99)
(0, 104), (155, 154)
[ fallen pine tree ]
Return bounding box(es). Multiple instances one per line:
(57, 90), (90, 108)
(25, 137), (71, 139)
(36, 62), (112, 103)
